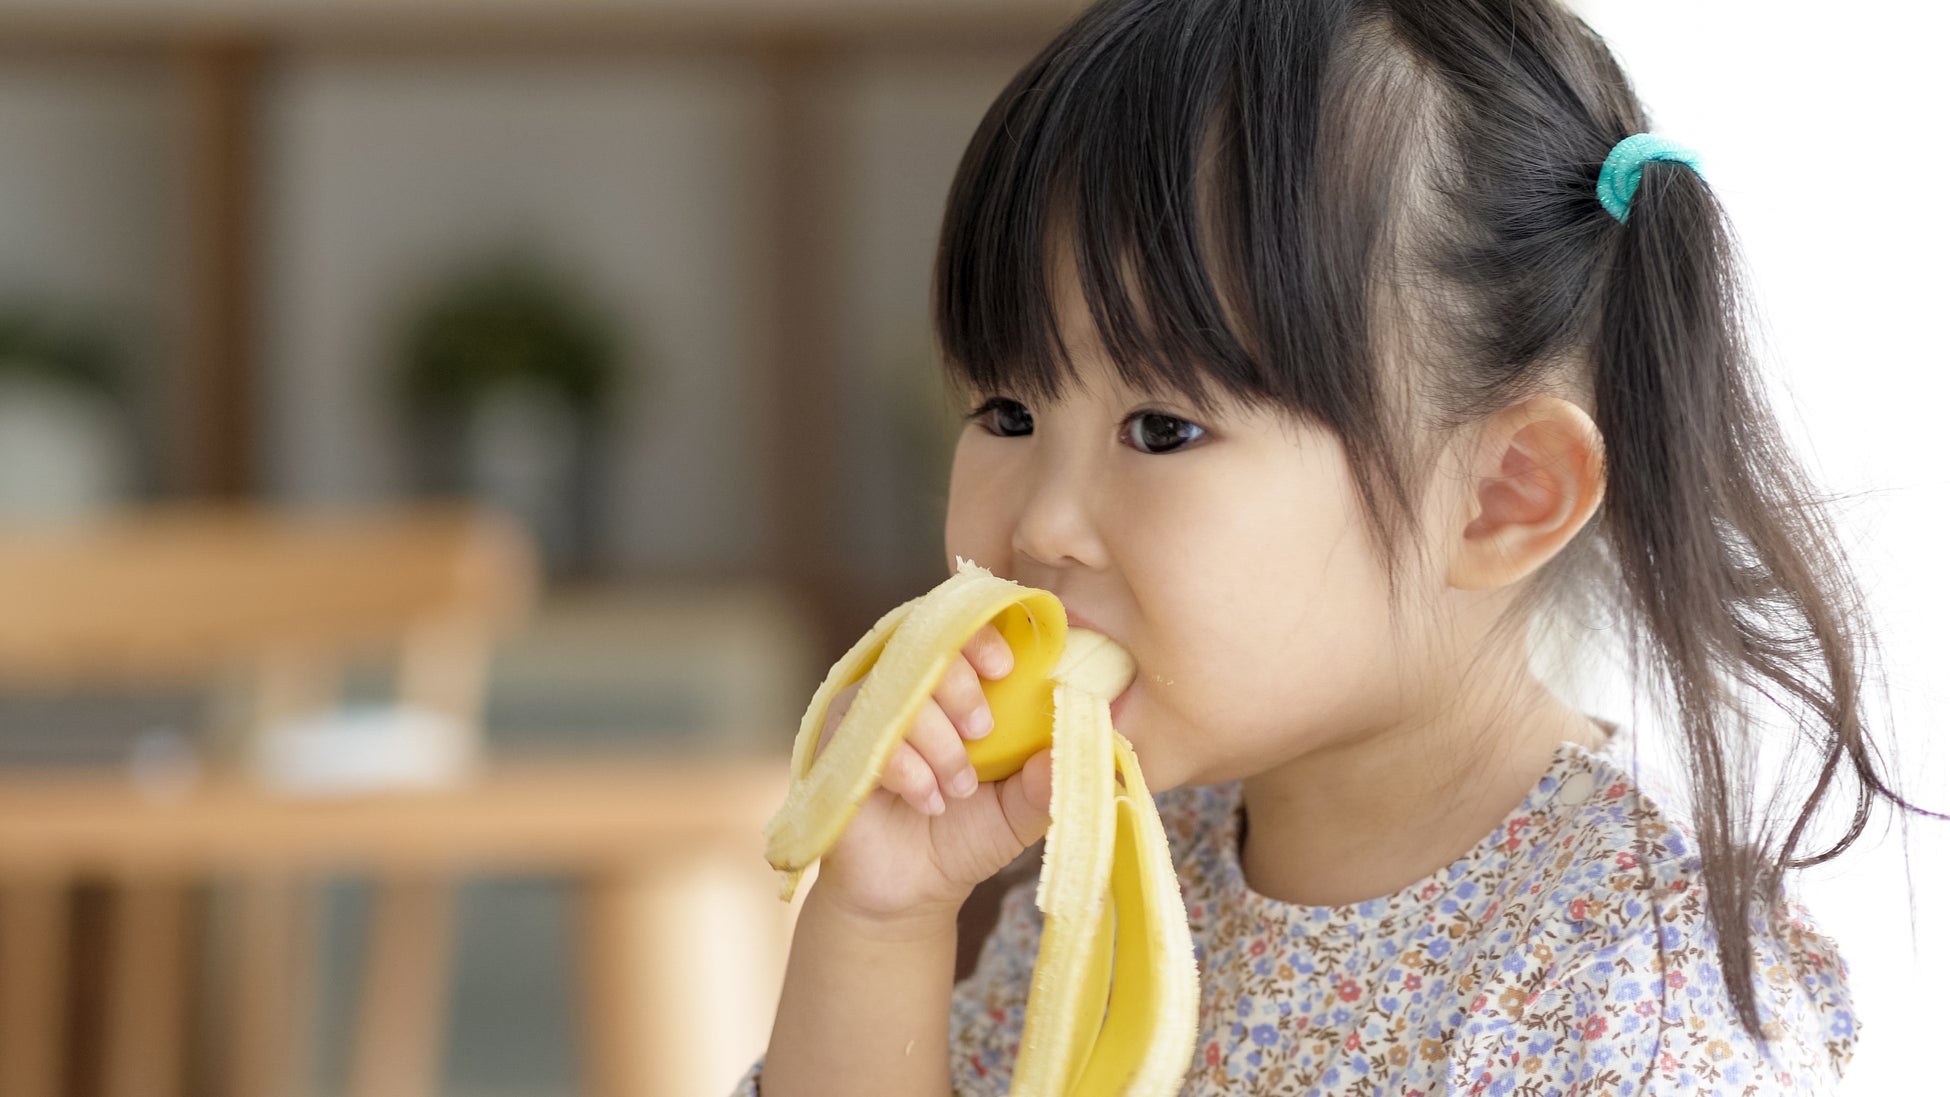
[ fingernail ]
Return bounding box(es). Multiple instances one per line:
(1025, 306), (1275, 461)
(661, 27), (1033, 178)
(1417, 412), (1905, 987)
(924, 789), (946, 815)
(951, 768), (978, 798)
(967, 707), (993, 738)
(986, 644), (1013, 678)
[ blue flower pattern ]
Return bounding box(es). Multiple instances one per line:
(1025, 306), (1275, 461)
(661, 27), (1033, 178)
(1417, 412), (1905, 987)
(731, 740), (1855, 1095)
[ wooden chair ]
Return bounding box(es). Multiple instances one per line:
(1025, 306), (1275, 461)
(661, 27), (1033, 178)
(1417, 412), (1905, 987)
(0, 501), (538, 1097)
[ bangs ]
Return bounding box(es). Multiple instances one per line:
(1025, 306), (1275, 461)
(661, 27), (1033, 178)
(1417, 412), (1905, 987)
(930, 0), (1413, 426)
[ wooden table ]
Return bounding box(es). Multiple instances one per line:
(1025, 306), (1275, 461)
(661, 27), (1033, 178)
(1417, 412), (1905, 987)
(0, 751), (803, 1097)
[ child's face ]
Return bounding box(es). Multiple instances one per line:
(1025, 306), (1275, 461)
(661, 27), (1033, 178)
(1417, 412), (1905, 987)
(943, 263), (1432, 794)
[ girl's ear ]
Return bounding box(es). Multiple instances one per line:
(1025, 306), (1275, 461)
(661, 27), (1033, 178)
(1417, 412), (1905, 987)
(1445, 395), (1606, 592)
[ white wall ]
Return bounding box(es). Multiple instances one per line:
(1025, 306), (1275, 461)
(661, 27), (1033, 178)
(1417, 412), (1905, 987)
(1567, 3), (1950, 1092)
(833, 48), (1027, 584)
(0, 52), (784, 575)
(0, 57), (174, 493)
(259, 52), (771, 574)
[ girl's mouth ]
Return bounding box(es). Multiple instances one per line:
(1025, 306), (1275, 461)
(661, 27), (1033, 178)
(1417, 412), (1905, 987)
(1058, 609), (1135, 720)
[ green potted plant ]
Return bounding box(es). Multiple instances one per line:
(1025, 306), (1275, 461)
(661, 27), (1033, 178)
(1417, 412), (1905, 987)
(392, 251), (626, 576)
(0, 302), (134, 520)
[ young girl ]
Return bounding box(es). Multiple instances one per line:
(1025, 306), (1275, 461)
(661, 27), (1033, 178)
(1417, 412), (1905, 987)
(734, 0), (1932, 1093)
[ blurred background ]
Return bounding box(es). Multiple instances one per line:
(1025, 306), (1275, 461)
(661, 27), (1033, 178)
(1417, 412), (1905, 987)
(0, 0), (1940, 1095)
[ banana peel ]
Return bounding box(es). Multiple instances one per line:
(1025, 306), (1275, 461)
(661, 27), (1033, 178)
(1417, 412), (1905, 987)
(762, 557), (1199, 1096)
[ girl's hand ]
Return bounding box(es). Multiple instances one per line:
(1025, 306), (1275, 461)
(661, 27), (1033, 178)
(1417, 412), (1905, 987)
(809, 622), (1054, 928)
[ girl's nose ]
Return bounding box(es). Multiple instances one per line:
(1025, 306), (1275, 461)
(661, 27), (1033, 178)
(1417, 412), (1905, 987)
(1008, 455), (1108, 572)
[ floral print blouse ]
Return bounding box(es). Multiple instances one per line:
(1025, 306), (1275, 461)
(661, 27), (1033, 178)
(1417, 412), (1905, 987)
(730, 737), (1855, 1095)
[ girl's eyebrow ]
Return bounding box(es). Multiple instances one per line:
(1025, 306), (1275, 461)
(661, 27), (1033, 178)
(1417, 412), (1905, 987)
(1097, 368), (1187, 404)
(1118, 377), (1226, 416)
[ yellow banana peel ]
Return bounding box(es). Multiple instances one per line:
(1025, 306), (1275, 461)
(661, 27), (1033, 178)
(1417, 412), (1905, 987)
(762, 557), (1200, 1096)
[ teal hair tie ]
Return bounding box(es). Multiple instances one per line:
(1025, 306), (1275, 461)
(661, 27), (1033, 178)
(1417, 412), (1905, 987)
(1597, 133), (1703, 223)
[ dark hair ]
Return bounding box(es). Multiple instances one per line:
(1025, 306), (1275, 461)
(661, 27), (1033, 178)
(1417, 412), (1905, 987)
(930, 0), (1940, 1039)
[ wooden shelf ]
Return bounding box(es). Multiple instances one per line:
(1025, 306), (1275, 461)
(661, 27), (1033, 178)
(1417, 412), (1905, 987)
(0, 751), (805, 1097)
(0, 751), (789, 878)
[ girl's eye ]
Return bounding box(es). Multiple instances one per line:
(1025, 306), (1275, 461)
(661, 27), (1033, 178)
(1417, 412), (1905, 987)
(965, 397), (1206, 455)
(966, 396), (1035, 437)
(1123, 411), (1206, 455)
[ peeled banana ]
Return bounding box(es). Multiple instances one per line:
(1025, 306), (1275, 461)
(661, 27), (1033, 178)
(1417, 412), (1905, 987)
(762, 557), (1199, 1097)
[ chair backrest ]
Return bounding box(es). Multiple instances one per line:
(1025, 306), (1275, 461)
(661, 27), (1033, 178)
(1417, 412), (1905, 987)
(0, 500), (539, 769)
(0, 500), (540, 1097)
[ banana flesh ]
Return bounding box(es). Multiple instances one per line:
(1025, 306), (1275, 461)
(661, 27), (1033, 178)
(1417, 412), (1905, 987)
(762, 557), (1199, 1096)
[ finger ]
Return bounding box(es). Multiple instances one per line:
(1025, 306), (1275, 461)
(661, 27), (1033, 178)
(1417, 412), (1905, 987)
(964, 623), (1014, 680)
(995, 747), (1054, 848)
(933, 651), (995, 742)
(907, 698), (981, 804)
(880, 739), (945, 816)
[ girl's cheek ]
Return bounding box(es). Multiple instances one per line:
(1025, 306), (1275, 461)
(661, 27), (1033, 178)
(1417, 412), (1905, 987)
(944, 449), (1024, 564)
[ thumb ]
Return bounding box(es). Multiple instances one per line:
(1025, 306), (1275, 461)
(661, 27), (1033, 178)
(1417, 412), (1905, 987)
(996, 747), (1053, 851)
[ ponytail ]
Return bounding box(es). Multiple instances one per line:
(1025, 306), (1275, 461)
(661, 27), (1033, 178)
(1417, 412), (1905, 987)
(1591, 155), (1938, 1035)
